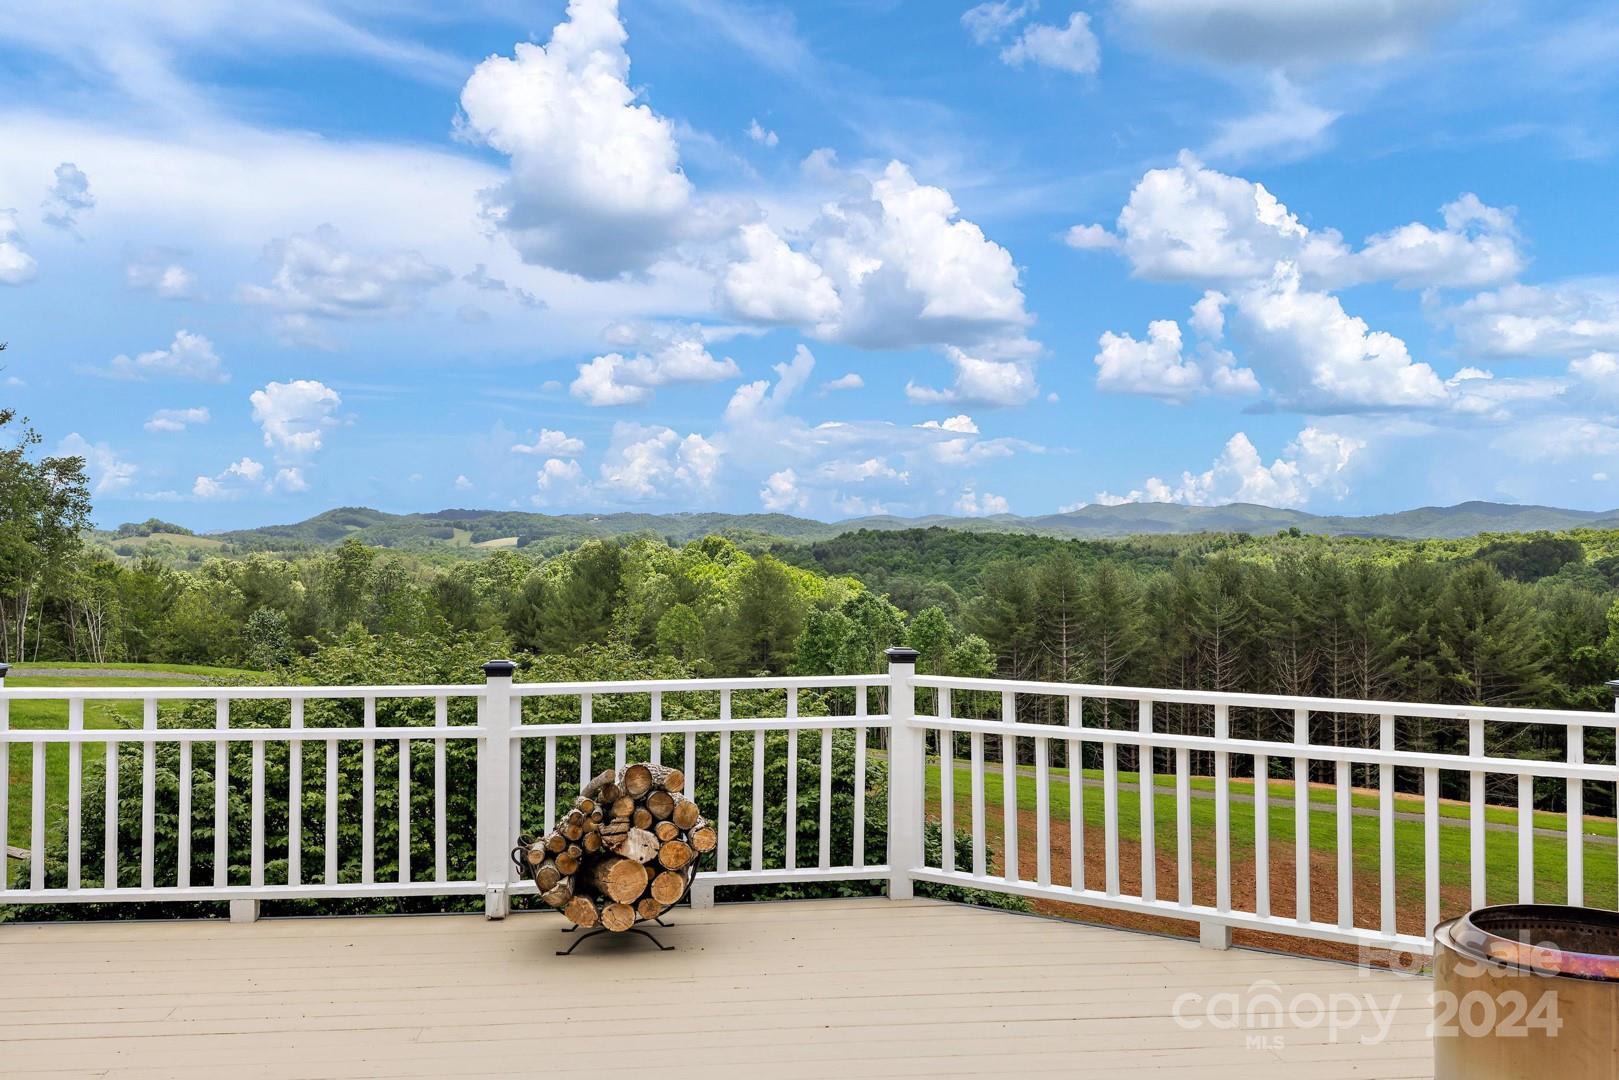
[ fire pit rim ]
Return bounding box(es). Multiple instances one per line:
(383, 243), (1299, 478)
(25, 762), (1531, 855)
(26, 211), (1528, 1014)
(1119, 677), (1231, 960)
(1444, 903), (1619, 983)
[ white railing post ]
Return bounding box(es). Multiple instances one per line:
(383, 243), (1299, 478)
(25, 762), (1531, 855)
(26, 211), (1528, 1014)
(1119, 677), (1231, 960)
(478, 660), (517, 919)
(885, 648), (922, 900)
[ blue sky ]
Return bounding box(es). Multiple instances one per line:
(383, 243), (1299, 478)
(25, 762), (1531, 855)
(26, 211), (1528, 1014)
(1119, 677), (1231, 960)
(2, 0), (1617, 530)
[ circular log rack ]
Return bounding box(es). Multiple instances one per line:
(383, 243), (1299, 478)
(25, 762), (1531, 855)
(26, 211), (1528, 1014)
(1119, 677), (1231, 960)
(513, 763), (716, 953)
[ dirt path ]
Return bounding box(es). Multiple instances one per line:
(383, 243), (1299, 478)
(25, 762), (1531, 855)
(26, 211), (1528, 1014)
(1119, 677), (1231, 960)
(932, 791), (1469, 967)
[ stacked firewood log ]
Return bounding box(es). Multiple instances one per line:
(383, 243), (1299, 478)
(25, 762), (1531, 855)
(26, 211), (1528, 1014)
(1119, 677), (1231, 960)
(517, 762), (716, 932)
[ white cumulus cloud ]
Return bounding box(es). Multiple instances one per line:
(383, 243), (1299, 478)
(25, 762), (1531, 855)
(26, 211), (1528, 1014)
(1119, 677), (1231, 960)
(572, 339), (741, 406)
(457, 0), (692, 279)
(721, 159), (1031, 352)
(144, 406), (210, 433)
(107, 329), (227, 382)
(954, 487), (1010, 515)
(58, 433), (136, 494)
(240, 225), (450, 341)
(511, 428), (586, 456)
(598, 423), (721, 498)
(250, 379), (342, 455)
(1000, 13), (1101, 74)
(126, 254), (197, 299)
(42, 162), (95, 231)
(0, 209), (38, 285)
(1096, 426), (1365, 508)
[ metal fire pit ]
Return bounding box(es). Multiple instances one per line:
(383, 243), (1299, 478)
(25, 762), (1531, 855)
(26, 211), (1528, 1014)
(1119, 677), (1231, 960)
(1434, 905), (1619, 1078)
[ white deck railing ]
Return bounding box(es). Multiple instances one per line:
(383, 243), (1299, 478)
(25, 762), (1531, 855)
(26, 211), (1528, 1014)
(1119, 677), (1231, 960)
(1, 653), (1614, 955)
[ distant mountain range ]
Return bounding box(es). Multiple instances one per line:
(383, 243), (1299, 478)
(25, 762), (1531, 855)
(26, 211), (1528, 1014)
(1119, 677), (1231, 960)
(156, 500), (1619, 551)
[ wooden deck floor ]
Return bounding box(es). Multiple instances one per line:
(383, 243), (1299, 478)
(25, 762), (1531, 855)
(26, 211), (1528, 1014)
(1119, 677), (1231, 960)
(3, 898), (1434, 1079)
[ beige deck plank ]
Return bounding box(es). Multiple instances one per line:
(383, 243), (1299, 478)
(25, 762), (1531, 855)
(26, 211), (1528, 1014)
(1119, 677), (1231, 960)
(1, 898), (1433, 1079)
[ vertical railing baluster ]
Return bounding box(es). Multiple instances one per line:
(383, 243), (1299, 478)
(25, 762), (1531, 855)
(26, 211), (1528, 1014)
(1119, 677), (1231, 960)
(213, 698), (228, 889)
(939, 688), (954, 874)
(718, 690), (731, 873)
(970, 731), (986, 877)
(1103, 734), (1119, 896)
(578, 693), (593, 789)
(818, 716), (832, 870)
(1468, 718), (1485, 909)
(141, 699), (156, 890)
(289, 698), (303, 887)
(1001, 691), (1018, 883)
(1175, 745), (1191, 906)
(1254, 750), (1269, 918)
(1214, 704), (1230, 916)
(177, 740), (191, 890)
(67, 697), (83, 889)
(1517, 772), (1534, 904)
(325, 736), (338, 886)
(1293, 707), (1310, 925)
(1568, 721), (1584, 906)
(507, 697), (520, 850)
(751, 712), (766, 873)
(684, 724), (697, 840)
(649, 690), (662, 767)
(542, 734), (557, 836)
(104, 732), (119, 889)
(1335, 757), (1352, 929)
(437, 702), (450, 887)
(361, 696), (375, 886)
(1424, 766), (1440, 937)
(399, 735), (411, 885)
(785, 688), (798, 871)
(250, 737), (265, 888)
(1035, 736), (1051, 888)
(1067, 695), (1082, 893)
(852, 687), (866, 869)
(1138, 699), (1154, 903)
(1378, 713), (1395, 938)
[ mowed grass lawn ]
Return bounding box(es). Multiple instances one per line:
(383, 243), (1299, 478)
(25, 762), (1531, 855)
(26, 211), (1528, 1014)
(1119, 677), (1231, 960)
(924, 760), (1619, 912)
(3, 664), (258, 858)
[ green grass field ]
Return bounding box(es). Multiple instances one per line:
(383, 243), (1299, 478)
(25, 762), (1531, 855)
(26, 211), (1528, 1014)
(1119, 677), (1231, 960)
(3, 664), (257, 855)
(925, 760), (1619, 918)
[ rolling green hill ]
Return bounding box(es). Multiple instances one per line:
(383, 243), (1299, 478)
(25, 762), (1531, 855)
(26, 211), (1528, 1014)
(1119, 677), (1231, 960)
(93, 499), (1619, 561)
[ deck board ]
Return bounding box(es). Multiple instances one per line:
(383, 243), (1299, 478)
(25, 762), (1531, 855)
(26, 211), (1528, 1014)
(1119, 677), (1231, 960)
(1, 898), (1434, 1079)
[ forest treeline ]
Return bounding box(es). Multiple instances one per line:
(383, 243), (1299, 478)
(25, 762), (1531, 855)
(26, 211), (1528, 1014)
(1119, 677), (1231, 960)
(6, 407), (1619, 717)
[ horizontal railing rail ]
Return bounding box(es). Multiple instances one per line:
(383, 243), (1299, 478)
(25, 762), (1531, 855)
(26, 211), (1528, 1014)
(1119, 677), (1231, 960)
(1, 653), (1614, 957)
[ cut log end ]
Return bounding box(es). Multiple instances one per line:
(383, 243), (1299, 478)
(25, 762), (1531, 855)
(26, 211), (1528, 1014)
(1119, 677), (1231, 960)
(646, 789), (675, 821)
(563, 896), (598, 928)
(688, 823), (717, 854)
(671, 799), (700, 830)
(621, 763), (655, 798)
(650, 870), (687, 905)
(587, 854), (650, 904)
(658, 840), (694, 871)
(600, 902), (636, 933)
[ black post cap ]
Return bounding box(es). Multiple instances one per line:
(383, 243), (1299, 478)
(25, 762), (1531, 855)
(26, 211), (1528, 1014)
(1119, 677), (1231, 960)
(0, 662), (10, 679)
(482, 660), (518, 678)
(885, 647), (921, 664)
